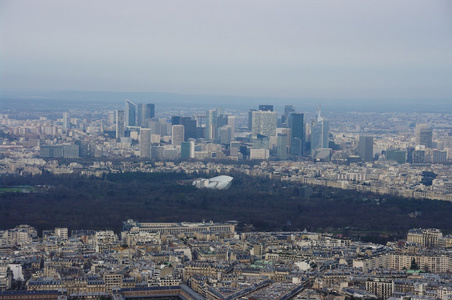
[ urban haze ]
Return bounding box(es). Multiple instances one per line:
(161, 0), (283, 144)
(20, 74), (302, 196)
(0, 1), (452, 300)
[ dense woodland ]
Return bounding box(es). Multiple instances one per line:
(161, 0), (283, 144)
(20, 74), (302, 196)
(1, 171), (452, 243)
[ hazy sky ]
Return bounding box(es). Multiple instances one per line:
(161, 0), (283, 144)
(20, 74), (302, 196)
(1, 0), (451, 99)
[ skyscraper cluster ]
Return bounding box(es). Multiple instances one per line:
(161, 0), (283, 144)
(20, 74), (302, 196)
(108, 101), (446, 164)
(115, 100), (155, 141)
(245, 104), (331, 161)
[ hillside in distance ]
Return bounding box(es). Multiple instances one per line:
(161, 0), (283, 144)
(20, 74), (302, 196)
(1, 171), (452, 243)
(1, 90), (451, 113)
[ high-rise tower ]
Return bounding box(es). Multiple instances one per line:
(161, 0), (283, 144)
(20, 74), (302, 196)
(206, 109), (217, 140)
(289, 112), (304, 156)
(172, 125), (185, 146)
(125, 100), (136, 127)
(251, 110), (277, 138)
(137, 103), (155, 127)
(358, 135), (374, 162)
(181, 117), (197, 140)
(248, 109), (257, 131)
(115, 110), (125, 139)
(277, 133), (289, 160)
(310, 106), (329, 154)
(283, 105), (295, 126)
(62, 112), (70, 131)
(258, 105), (273, 112)
(140, 128), (152, 159)
(415, 123), (433, 148)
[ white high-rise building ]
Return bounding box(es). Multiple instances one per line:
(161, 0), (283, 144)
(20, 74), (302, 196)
(310, 106), (329, 154)
(172, 125), (184, 146)
(251, 110), (277, 137)
(55, 227), (68, 240)
(250, 148), (270, 160)
(190, 140), (195, 159)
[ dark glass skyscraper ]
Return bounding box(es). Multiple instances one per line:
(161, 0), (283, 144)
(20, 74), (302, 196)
(289, 112), (304, 156)
(171, 116), (182, 125)
(358, 135), (374, 162)
(258, 105), (273, 111)
(181, 117), (197, 140)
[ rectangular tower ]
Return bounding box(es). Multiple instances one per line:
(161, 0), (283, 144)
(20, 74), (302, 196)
(415, 123), (432, 148)
(62, 112), (70, 130)
(171, 116), (182, 125)
(310, 121), (329, 150)
(277, 133), (289, 160)
(172, 125), (185, 146)
(310, 106), (329, 156)
(289, 113), (304, 156)
(248, 109), (256, 131)
(125, 100), (136, 127)
(358, 135), (374, 162)
(219, 126), (233, 145)
(258, 105), (274, 111)
(251, 110), (277, 138)
(140, 128), (152, 159)
(181, 117), (197, 140)
(181, 141), (192, 159)
(137, 103), (155, 127)
(206, 109), (217, 140)
(115, 110), (125, 139)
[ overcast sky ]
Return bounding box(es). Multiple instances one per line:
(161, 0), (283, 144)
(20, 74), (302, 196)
(1, 0), (451, 99)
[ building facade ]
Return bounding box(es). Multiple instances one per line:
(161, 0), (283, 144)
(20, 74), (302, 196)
(310, 109), (329, 154)
(415, 123), (433, 148)
(137, 103), (155, 127)
(358, 135), (374, 162)
(172, 125), (185, 146)
(115, 110), (125, 139)
(125, 100), (136, 127)
(289, 113), (305, 156)
(140, 128), (152, 159)
(251, 110), (277, 138)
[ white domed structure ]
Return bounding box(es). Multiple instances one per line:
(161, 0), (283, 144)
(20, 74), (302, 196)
(193, 175), (233, 190)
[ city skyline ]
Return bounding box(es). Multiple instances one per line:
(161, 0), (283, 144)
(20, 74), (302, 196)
(1, 2), (452, 296)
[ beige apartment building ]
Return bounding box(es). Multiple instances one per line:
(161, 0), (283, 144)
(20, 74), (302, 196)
(354, 254), (451, 273)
